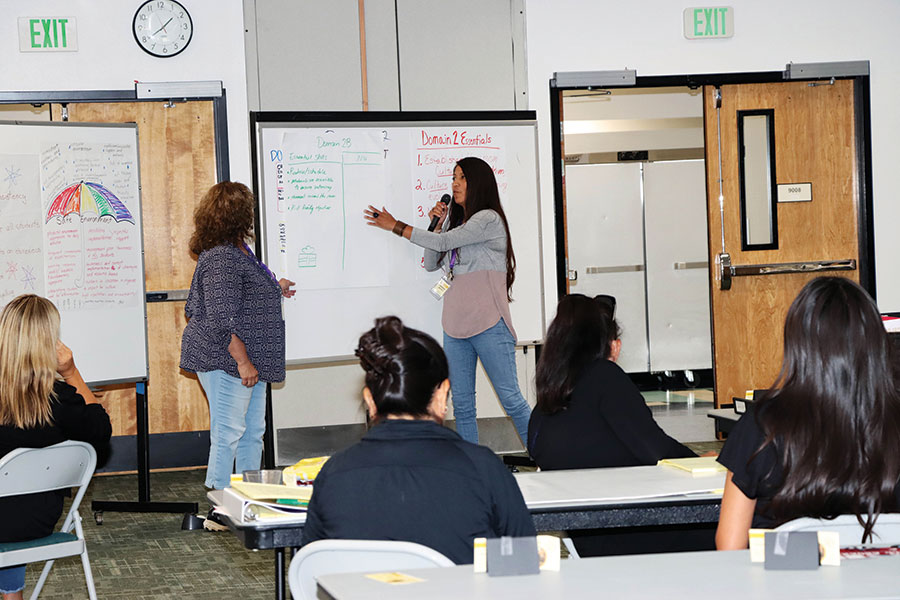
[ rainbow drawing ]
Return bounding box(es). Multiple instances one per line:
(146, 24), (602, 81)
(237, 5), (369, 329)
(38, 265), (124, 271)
(45, 181), (135, 224)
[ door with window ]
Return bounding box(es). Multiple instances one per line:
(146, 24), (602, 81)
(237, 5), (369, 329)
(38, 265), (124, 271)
(703, 79), (865, 406)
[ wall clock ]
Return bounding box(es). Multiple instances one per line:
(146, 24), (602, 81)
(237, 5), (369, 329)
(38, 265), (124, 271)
(133, 0), (193, 58)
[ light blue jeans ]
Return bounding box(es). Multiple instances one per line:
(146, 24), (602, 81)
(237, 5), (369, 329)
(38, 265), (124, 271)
(0, 565), (25, 594)
(198, 370), (267, 490)
(443, 319), (531, 445)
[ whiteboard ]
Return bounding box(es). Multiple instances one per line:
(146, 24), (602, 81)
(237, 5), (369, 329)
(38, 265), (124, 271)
(252, 112), (545, 363)
(0, 121), (148, 385)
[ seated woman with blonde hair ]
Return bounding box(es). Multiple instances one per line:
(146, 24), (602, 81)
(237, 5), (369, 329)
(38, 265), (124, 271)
(0, 295), (111, 600)
(716, 277), (900, 549)
(301, 316), (535, 564)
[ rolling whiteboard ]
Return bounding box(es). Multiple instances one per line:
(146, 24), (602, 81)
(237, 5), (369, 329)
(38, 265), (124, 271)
(253, 112), (545, 363)
(0, 121), (148, 384)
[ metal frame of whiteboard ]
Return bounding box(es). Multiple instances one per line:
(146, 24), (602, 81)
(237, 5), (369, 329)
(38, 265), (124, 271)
(0, 88), (230, 182)
(0, 120), (149, 386)
(250, 111), (545, 365)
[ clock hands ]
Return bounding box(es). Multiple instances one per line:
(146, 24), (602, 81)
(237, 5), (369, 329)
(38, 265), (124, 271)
(152, 17), (174, 36)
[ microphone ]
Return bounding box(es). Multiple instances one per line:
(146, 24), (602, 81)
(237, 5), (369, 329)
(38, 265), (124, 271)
(427, 194), (452, 232)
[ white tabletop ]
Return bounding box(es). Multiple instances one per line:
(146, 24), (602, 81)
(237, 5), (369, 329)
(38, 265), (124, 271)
(317, 550), (900, 600)
(514, 465), (724, 510)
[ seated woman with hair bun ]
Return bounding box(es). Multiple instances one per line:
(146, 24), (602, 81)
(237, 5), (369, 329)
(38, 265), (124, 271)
(300, 316), (535, 564)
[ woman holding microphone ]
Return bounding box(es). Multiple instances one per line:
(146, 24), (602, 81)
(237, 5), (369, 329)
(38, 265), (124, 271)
(364, 157), (530, 445)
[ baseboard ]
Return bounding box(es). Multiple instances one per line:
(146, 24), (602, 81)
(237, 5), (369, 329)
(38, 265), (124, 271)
(99, 431), (209, 473)
(276, 417), (525, 465)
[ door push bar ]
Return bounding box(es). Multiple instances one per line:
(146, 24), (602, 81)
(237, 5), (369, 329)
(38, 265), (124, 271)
(716, 253), (856, 290)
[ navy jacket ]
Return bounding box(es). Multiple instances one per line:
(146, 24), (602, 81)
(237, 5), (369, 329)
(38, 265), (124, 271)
(301, 419), (535, 564)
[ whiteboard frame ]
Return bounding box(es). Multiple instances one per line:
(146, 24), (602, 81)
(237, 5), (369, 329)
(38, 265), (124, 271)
(249, 111), (545, 364)
(0, 120), (150, 385)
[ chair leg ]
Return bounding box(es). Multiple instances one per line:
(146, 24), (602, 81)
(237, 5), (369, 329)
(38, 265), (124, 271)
(561, 537), (580, 559)
(73, 512), (98, 600)
(29, 560), (55, 600)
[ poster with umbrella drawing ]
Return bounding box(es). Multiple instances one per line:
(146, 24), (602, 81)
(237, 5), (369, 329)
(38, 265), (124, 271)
(40, 140), (143, 312)
(45, 180), (136, 224)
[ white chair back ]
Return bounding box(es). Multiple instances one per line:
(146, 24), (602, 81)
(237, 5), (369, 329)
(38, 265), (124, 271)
(289, 539), (454, 600)
(775, 513), (900, 546)
(0, 440), (98, 600)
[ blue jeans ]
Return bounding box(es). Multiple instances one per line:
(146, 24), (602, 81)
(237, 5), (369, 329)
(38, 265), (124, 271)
(198, 370), (267, 489)
(443, 319), (531, 445)
(0, 565), (25, 595)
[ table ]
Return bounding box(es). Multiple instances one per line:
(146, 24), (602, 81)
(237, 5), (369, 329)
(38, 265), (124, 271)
(317, 550), (900, 600)
(515, 465), (725, 531)
(212, 465), (726, 599)
(207, 490), (305, 600)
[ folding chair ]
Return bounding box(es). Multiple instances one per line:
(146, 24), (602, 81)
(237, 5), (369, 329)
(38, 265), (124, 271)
(289, 539), (454, 600)
(776, 513), (900, 547)
(0, 440), (98, 600)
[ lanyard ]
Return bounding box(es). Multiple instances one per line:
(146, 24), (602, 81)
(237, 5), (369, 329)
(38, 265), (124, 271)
(243, 243), (278, 282)
(448, 249), (457, 275)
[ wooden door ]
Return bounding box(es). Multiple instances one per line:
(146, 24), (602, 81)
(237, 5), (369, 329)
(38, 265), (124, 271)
(703, 80), (860, 407)
(51, 101), (217, 436)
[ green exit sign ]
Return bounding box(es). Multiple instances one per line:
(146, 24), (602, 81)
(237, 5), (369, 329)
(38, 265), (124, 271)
(18, 17), (78, 52)
(684, 7), (734, 39)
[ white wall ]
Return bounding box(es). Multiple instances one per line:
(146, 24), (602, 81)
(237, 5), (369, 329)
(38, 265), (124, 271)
(0, 0), (252, 183)
(526, 0), (900, 311)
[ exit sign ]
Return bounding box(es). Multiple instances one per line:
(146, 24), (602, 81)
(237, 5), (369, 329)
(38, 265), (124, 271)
(684, 7), (734, 39)
(18, 17), (78, 52)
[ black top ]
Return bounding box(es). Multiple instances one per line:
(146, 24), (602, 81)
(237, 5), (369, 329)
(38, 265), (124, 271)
(0, 381), (111, 542)
(527, 358), (695, 470)
(180, 244), (286, 382)
(301, 419), (535, 564)
(718, 410), (900, 529)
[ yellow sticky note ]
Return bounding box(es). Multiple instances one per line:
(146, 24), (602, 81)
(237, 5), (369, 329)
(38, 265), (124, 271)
(749, 528), (772, 562)
(473, 537), (487, 573)
(365, 572), (425, 585)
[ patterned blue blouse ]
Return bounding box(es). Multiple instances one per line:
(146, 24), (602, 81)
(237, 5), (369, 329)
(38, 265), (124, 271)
(179, 244), (286, 383)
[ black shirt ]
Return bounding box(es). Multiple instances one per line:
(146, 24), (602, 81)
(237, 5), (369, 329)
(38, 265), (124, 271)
(718, 410), (900, 529)
(527, 358), (695, 470)
(301, 419), (535, 564)
(0, 380), (112, 542)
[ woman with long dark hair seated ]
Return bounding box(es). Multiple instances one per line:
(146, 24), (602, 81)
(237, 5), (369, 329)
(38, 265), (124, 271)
(716, 277), (900, 549)
(528, 294), (694, 470)
(301, 316), (535, 564)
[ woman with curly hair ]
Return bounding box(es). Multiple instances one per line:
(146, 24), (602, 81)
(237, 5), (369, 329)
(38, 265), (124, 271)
(301, 316), (534, 564)
(179, 181), (295, 530)
(0, 295), (111, 600)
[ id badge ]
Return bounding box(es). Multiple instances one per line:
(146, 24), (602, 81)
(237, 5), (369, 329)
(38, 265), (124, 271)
(430, 273), (453, 300)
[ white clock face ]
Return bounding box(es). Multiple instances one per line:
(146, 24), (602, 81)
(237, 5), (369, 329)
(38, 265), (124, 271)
(133, 0), (192, 58)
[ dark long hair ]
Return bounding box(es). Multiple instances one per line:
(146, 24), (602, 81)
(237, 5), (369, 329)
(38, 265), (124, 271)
(355, 316), (449, 419)
(535, 294), (621, 415)
(445, 157), (516, 301)
(755, 277), (900, 541)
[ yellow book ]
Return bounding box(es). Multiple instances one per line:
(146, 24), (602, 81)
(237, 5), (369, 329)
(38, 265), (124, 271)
(658, 456), (726, 475)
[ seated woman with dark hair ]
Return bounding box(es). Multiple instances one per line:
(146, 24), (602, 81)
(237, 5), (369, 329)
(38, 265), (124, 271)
(301, 316), (535, 564)
(717, 277), (900, 549)
(528, 294), (694, 470)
